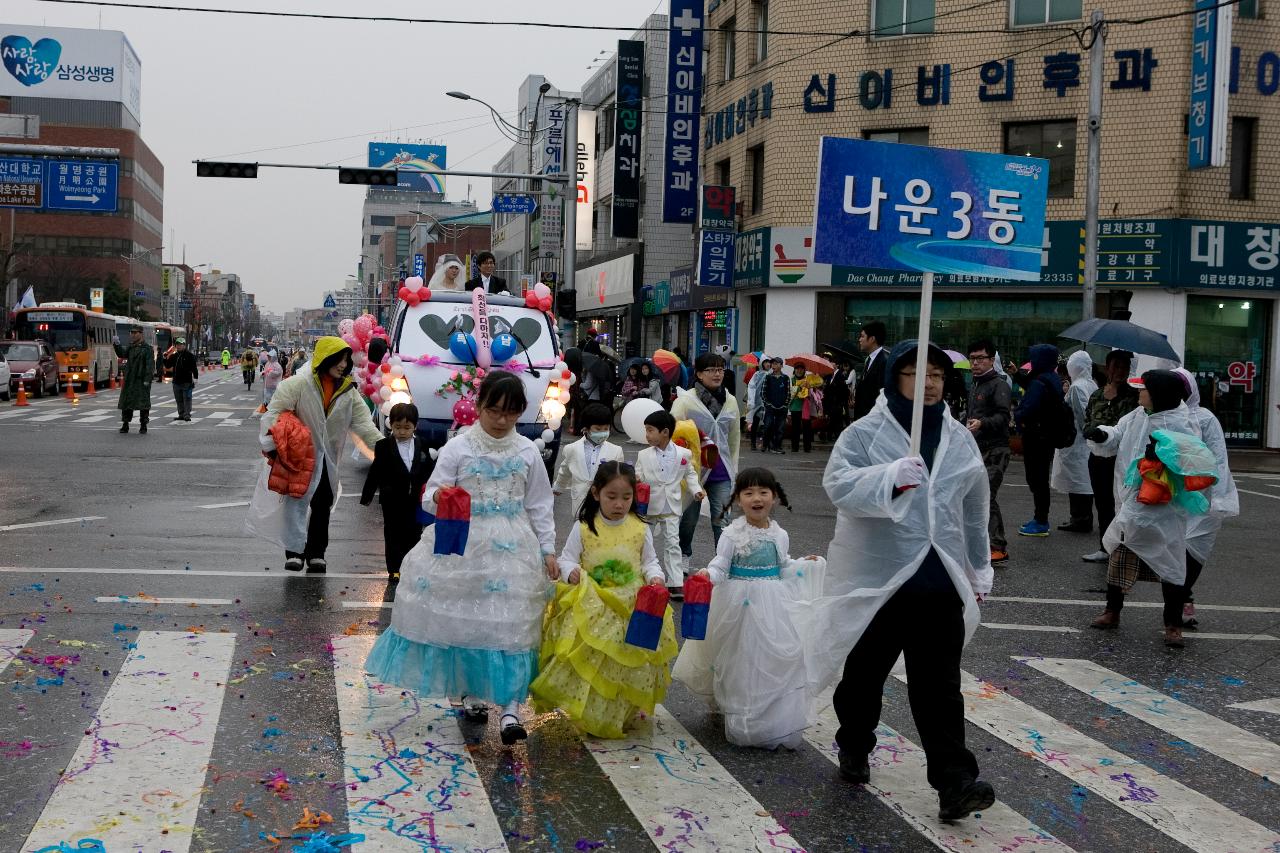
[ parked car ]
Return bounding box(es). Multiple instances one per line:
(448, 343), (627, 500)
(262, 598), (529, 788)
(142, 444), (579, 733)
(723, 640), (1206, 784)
(0, 352), (10, 401)
(1, 340), (60, 397)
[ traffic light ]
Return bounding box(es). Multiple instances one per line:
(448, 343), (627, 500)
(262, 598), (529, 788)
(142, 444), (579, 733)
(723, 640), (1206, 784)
(338, 167), (399, 186)
(195, 161), (258, 178)
(556, 288), (577, 321)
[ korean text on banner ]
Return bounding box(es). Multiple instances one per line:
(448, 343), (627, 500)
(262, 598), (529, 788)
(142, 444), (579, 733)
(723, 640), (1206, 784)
(1188, 0), (1233, 169)
(576, 109), (596, 251)
(698, 231), (736, 288)
(613, 40), (644, 239)
(812, 137), (1049, 281)
(662, 0), (704, 223)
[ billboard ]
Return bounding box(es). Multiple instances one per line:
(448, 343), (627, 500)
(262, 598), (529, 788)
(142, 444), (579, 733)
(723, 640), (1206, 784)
(576, 109), (596, 251)
(0, 25), (142, 121)
(612, 40), (644, 239)
(367, 143), (447, 193)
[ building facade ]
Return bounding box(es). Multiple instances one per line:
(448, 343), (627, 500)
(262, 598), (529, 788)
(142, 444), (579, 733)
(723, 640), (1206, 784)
(696, 0), (1280, 448)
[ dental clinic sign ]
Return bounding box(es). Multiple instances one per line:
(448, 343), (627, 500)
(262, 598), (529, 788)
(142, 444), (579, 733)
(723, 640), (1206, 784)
(812, 137), (1049, 281)
(0, 25), (142, 122)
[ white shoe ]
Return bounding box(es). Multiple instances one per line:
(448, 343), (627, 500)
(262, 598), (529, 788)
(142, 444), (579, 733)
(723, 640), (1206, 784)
(1082, 550), (1109, 563)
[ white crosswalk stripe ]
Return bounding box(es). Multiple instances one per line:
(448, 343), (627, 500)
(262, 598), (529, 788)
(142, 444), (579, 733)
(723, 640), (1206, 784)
(0, 629), (35, 676)
(21, 630), (235, 853)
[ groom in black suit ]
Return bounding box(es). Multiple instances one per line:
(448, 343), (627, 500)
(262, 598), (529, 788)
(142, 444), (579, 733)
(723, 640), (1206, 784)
(464, 251), (511, 295)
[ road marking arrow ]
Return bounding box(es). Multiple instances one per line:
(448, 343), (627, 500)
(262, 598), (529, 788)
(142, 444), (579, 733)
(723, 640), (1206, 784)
(1228, 697), (1280, 715)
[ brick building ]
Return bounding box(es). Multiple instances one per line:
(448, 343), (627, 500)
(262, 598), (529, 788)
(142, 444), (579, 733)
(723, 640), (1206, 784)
(697, 0), (1280, 448)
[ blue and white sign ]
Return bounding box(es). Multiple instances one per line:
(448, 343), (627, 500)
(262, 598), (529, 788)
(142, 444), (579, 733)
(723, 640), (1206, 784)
(1188, 0), (1233, 169)
(0, 157), (44, 207)
(492, 193), (538, 215)
(412, 254), (425, 278)
(45, 158), (117, 211)
(812, 137), (1049, 281)
(697, 230), (735, 288)
(322, 294), (337, 309)
(662, 0), (704, 223)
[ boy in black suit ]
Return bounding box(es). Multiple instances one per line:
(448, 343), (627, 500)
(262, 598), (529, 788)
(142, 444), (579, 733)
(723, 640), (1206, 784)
(464, 251), (510, 295)
(360, 403), (431, 581)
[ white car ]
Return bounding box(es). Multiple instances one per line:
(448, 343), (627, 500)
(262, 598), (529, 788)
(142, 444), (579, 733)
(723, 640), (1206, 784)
(0, 352), (9, 401)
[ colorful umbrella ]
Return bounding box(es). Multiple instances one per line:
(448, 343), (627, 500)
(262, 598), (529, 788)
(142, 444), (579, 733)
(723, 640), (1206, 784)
(784, 353), (836, 376)
(739, 351), (763, 367)
(943, 349), (971, 370)
(651, 349), (683, 382)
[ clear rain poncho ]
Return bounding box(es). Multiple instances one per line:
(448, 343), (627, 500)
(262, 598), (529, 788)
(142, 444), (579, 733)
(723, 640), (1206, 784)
(1173, 368), (1240, 562)
(1089, 401), (1201, 585)
(1050, 350), (1098, 495)
(806, 394), (994, 693)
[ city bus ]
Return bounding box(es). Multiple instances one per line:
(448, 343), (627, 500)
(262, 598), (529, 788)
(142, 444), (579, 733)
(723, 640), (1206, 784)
(13, 303), (119, 389)
(149, 322), (184, 379)
(113, 314), (155, 376)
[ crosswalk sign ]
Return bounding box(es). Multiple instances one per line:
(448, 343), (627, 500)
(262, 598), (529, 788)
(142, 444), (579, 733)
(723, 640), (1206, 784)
(323, 294), (337, 309)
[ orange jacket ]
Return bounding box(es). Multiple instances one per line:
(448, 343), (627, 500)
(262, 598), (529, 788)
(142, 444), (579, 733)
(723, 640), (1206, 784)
(267, 411), (316, 498)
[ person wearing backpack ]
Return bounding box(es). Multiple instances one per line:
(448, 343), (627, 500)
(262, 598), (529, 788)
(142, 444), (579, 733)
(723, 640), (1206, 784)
(1014, 344), (1069, 537)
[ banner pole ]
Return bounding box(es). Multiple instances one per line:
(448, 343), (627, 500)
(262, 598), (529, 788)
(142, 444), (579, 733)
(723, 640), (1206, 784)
(909, 270), (935, 457)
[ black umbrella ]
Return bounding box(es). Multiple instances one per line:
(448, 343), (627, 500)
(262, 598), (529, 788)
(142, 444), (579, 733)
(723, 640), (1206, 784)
(821, 341), (861, 363)
(1059, 318), (1180, 363)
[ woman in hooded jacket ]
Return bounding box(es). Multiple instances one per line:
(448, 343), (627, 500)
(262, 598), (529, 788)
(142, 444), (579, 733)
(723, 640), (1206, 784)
(249, 336), (383, 572)
(1084, 370), (1213, 647)
(1051, 351), (1099, 532)
(814, 340), (996, 822)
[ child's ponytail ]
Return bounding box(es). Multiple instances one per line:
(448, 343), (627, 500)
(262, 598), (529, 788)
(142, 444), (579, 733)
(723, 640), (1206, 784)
(727, 467), (793, 519)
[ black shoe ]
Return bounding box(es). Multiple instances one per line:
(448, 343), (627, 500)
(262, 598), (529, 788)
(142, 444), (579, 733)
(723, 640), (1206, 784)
(667, 585), (684, 602)
(139, 423), (147, 434)
(306, 558), (327, 573)
(838, 751), (870, 784)
(938, 779), (996, 821)
(119, 423), (129, 433)
(499, 714), (527, 745)
(1056, 521), (1092, 533)
(461, 696), (488, 722)
(284, 557), (303, 571)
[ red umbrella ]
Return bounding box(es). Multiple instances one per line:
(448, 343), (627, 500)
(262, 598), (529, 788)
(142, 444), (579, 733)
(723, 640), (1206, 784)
(784, 353), (836, 376)
(651, 349), (683, 382)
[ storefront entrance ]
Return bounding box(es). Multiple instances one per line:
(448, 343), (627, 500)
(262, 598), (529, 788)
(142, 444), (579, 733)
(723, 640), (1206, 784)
(1185, 295), (1271, 447)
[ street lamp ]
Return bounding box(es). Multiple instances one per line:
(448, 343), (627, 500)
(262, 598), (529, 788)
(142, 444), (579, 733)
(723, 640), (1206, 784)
(120, 244), (163, 318)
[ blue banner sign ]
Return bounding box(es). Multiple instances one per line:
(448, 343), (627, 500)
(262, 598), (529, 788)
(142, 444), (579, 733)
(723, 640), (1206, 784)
(662, 0), (704, 223)
(1188, 0), (1232, 169)
(812, 137), (1049, 281)
(413, 254), (425, 278)
(697, 230), (735, 287)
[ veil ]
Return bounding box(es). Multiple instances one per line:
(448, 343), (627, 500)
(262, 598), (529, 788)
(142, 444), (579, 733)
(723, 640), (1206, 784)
(428, 254), (466, 291)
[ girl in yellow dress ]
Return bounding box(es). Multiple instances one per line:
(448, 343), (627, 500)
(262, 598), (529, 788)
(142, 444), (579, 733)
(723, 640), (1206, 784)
(531, 461), (678, 738)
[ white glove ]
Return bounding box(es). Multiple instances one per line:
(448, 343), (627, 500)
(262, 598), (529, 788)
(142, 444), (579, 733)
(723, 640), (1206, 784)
(892, 456), (926, 490)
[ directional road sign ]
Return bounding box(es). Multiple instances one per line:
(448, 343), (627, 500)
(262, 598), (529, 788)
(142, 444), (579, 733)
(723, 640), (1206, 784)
(134, 290), (146, 297)
(492, 193), (538, 215)
(45, 160), (119, 212)
(0, 158), (45, 208)
(178, 301), (192, 310)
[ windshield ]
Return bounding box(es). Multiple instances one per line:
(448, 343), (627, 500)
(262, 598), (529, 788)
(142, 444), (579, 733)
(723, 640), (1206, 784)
(397, 298), (559, 366)
(1, 343), (40, 362)
(16, 312), (85, 352)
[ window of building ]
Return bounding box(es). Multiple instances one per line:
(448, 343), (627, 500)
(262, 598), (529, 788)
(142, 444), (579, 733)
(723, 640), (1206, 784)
(369, 234), (381, 245)
(749, 294), (766, 350)
(1230, 116), (1257, 200)
(1239, 0), (1260, 18)
(873, 0), (935, 37)
(716, 158), (731, 188)
(749, 145), (765, 214)
(863, 127), (930, 145)
(755, 1), (769, 63)
(369, 215), (395, 227)
(723, 18), (737, 81)
(598, 104), (616, 150)
(1011, 0), (1082, 26)
(1004, 120), (1076, 198)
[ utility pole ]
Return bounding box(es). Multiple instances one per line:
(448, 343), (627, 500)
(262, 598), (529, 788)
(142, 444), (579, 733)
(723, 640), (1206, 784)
(1082, 9), (1105, 320)
(524, 116), (536, 283)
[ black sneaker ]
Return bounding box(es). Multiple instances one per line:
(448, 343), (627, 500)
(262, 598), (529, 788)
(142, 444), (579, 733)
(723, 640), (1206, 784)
(284, 557), (304, 571)
(499, 714), (527, 745)
(139, 423), (147, 434)
(938, 779), (996, 821)
(1056, 521), (1092, 533)
(119, 423), (129, 433)
(838, 751), (870, 784)
(306, 558), (327, 573)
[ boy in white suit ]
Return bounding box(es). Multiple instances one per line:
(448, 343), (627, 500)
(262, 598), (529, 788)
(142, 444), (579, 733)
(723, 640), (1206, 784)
(553, 402), (625, 514)
(634, 410), (703, 598)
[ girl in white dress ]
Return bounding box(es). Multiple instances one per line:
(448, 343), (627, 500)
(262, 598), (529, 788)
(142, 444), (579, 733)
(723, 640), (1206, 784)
(672, 468), (825, 749)
(428, 254), (466, 292)
(365, 370), (558, 745)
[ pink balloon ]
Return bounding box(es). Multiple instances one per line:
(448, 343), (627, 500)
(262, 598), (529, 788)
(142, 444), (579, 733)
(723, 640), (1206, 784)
(453, 398), (478, 427)
(404, 276), (424, 292)
(533, 282), (551, 300)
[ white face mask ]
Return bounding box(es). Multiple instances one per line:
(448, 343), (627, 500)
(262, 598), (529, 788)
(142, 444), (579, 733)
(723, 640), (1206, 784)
(588, 430), (610, 445)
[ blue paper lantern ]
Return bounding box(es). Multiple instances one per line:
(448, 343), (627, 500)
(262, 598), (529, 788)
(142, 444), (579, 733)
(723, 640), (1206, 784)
(448, 331), (477, 363)
(490, 333), (519, 364)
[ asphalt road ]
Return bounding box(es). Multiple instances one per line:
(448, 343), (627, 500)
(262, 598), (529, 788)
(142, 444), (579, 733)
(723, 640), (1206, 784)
(0, 370), (1278, 853)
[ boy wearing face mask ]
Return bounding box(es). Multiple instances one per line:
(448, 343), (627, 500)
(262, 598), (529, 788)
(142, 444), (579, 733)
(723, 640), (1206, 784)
(554, 402), (625, 514)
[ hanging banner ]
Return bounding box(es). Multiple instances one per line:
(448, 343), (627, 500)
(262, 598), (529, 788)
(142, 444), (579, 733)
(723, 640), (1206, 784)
(1188, 0), (1233, 169)
(662, 0), (704, 223)
(576, 108), (596, 250)
(612, 40), (644, 239)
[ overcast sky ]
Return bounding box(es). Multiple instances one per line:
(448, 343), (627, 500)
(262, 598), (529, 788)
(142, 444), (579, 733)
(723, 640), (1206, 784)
(10, 0), (662, 313)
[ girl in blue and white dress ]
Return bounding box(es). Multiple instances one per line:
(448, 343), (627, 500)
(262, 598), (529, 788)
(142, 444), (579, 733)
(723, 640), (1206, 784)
(365, 370), (558, 745)
(672, 468), (825, 750)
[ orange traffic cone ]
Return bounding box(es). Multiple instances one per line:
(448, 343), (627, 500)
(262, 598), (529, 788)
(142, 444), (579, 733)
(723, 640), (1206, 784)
(85, 376), (97, 396)
(65, 378), (77, 402)
(14, 382), (29, 407)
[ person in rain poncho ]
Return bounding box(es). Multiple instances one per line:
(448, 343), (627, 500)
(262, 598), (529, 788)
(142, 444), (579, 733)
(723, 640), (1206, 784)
(428, 254), (466, 292)
(1172, 367), (1240, 629)
(671, 351), (743, 557)
(1051, 351), (1098, 532)
(261, 350), (284, 409)
(1084, 370), (1215, 647)
(248, 336), (382, 572)
(815, 340), (996, 822)
(1080, 350), (1139, 563)
(746, 356), (770, 451)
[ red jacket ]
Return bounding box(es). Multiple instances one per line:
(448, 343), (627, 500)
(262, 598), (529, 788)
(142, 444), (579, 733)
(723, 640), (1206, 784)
(267, 411), (315, 498)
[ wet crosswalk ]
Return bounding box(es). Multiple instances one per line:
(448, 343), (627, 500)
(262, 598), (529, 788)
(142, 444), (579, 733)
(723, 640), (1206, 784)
(1, 626), (1276, 853)
(0, 376), (256, 429)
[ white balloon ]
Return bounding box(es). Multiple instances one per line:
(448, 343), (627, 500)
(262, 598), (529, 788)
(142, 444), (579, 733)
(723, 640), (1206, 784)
(619, 398), (663, 444)
(553, 361), (568, 373)
(380, 400), (393, 416)
(352, 352), (367, 366)
(388, 355), (403, 367)
(548, 417), (562, 431)
(533, 438), (546, 451)
(378, 386), (393, 401)
(381, 372), (396, 385)
(428, 448), (440, 460)
(389, 364), (405, 377)
(541, 428), (555, 442)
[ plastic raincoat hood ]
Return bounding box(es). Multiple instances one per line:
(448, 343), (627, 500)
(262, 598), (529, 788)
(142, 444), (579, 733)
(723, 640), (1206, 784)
(1051, 351), (1098, 495)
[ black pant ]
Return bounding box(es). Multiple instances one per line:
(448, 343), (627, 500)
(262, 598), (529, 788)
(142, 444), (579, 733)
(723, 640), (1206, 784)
(1088, 454), (1117, 547)
(382, 503), (424, 574)
(1067, 493), (1094, 529)
(763, 407), (787, 451)
(832, 584), (979, 792)
(1022, 437), (1054, 524)
(1105, 554), (1204, 627)
(286, 468), (333, 561)
(749, 411), (764, 450)
(790, 413), (813, 452)
(121, 409), (149, 426)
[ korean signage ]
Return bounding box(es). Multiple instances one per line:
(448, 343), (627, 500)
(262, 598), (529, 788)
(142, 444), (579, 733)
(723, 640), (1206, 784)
(413, 254), (425, 278)
(162, 267), (171, 295)
(575, 253), (635, 311)
(367, 143), (447, 193)
(735, 227), (834, 288)
(1189, 0), (1233, 169)
(698, 183), (736, 288)
(706, 81), (774, 150)
(0, 157), (117, 212)
(813, 138), (1049, 281)
(700, 184), (736, 233)
(576, 109), (597, 250)
(0, 25), (142, 121)
(89, 287), (103, 311)
(662, 0), (704, 223)
(0, 157), (42, 207)
(541, 102), (566, 248)
(612, 40), (644, 240)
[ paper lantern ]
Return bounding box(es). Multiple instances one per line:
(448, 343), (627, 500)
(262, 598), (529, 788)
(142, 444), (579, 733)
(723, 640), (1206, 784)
(625, 584), (670, 650)
(681, 574), (713, 640)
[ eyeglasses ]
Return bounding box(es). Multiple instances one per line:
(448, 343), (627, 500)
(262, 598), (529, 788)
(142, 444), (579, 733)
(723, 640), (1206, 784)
(968, 355), (993, 362)
(699, 367), (726, 374)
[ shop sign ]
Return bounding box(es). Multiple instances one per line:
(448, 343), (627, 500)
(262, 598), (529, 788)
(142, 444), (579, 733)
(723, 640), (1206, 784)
(700, 184), (736, 233)
(705, 82), (774, 149)
(575, 253), (635, 311)
(668, 266), (693, 311)
(576, 109), (596, 250)
(1189, 0), (1233, 169)
(690, 282), (734, 310)
(812, 137), (1049, 281)
(1228, 360), (1257, 394)
(662, 0), (704, 223)
(612, 40), (644, 239)
(735, 228), (768, 288)
(642, 281), (669, 316)
(697, 231), (735, 287)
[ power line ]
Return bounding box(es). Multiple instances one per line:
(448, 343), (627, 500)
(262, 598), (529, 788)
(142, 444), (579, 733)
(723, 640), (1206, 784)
(1110, 0), (1240, 26)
